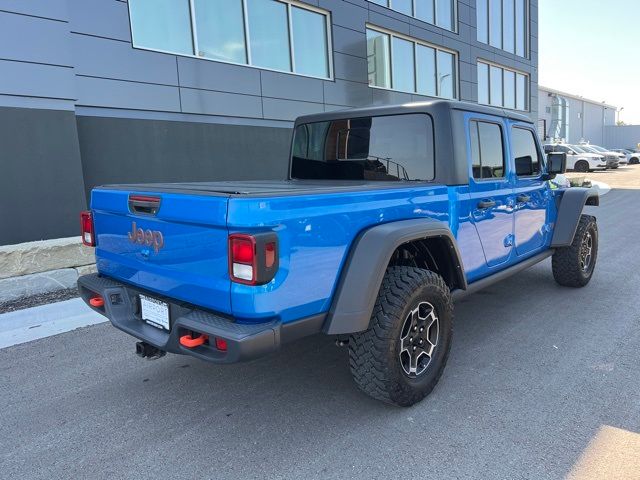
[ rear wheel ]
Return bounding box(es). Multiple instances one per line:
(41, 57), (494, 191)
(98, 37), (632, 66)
(574, 160), (590, 173)
(552, 215), (598, 287)
(630, 157), (639, 165)
(348, 267), (453, 407)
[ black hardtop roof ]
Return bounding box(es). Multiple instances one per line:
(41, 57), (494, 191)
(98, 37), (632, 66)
(294, 99), (532, 126)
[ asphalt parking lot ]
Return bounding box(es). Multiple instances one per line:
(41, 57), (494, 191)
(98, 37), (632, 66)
(1, 166), (639, 480)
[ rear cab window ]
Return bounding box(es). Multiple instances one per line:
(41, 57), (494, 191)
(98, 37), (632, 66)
(290, 114), (435, 181)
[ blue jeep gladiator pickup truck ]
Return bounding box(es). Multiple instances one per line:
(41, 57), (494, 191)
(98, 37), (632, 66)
(78, 100), (599, 407)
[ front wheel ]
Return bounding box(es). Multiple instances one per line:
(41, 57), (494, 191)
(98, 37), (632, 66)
(574, 160), (590, 173)
(348, 267), (453, 407)
(552, 215), (598, 287)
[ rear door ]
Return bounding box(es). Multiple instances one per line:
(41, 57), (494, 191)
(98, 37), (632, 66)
(510, 124), (550, 256)
(467, 117), (515, 267)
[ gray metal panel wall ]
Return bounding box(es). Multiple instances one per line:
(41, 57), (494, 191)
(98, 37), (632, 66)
(0, 107), (87, 245)
(604, 125), (640, 150)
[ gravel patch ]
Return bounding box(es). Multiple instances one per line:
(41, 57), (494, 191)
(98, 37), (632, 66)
(0, 287), (79, 314)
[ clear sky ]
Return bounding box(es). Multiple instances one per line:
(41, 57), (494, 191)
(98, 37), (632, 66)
(538, 0), (640, 124)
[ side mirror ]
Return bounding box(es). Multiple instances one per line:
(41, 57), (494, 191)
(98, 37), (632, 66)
(546, 152), (567, 177)
(515, 155), (534, 176)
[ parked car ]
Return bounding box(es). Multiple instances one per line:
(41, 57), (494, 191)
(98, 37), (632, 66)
(78, 100), (599, 407)
(579, 144), (620, 168)
(543, 143), (606, 172)
(612, 149), (640, 164)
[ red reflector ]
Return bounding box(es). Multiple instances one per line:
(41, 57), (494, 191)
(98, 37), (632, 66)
(230, 235), (255, 264)
(215, 338), (228, 351)
(265, 242), (276, 268)
(89, 296), (104, 307)
(80, 211), (95, 247)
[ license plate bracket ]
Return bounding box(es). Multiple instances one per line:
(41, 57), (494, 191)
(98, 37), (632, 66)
(140, 295), (170, 331)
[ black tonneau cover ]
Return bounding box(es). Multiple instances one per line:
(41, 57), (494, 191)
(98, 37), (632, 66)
(97, 180), (442, 197)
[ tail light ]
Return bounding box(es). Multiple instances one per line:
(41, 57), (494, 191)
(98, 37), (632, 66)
(80, 211), (95, 247)
(228, 233), (278, 285)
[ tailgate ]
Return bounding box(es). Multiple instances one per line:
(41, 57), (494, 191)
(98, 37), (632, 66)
(91, 188), (231, 314)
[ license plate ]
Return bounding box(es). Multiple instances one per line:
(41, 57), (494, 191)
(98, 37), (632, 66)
(140, 295), (170, 331)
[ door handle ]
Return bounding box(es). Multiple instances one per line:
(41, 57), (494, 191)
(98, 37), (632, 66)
(516, 194), (531, 203)
(477, 200), (496, 209)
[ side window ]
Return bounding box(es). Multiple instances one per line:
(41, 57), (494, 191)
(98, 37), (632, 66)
(511, 127), (542, 177)
(470, 120), (505, 180)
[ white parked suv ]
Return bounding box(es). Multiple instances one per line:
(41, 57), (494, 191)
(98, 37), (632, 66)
(543, 144), (607, 172)
(580, 144), (625, 166)
(612, 149), (640, 165)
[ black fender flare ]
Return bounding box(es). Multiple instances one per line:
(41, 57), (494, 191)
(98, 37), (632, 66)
(551, 187), (599, 247)
(323, 218), (466, 335)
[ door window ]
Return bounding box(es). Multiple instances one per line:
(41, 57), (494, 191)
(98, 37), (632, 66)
(511, 127), (542, 177)
(470, 120), (505, 180)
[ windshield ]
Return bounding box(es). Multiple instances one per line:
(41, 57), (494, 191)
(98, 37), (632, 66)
(291, 113), (435, 181)
(580, 145), (598, 153)
(590, 145), (608, 153)
(571, 145), (587, 153)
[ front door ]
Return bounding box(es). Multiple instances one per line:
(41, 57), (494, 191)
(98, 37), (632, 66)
(468, 118), (514, 267)
(510, 124), (550, 256)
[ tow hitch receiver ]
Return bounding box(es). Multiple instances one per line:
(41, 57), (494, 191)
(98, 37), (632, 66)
(135, 341), (166, 360)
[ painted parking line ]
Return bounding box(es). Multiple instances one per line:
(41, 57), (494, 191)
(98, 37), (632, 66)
(0, 298), (107, 349)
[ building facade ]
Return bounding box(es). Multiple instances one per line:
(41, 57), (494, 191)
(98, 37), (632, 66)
(537, 86), (616, 146)
(0, 0), (538, 246)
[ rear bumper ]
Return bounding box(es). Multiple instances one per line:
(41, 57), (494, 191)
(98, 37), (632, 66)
(78, 273), (324, 363)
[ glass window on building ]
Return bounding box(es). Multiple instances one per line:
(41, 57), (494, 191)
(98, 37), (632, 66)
(129, 0), (332, 79)
(392, 37), (416, 93)
(365, 0), (456, 32)
(436, 0), (454, 31)
(129, 0), (194, 55)
(503, 69), (515, 109)
(415, 0), (435, 24)
(291, 6), (329, 78)
(477, 62), (489, 105)
(502, 0), (515, 54)
(477, 61), (528, 112)
(416, 45), (437, 96)
(247, 0), (291, 72)
(367, 29), (392, 89)
(366, 27), (458, 99)
(489, 65), (502, 106)
(516, 73), (527, 110)
(194, 0), (246, 63)
(489, 0), (502, 49)
(392, 0), (413, 16)
(478, 0), (528, 57)
(436, 50), (456, 99)
(515, 0), (527, 57)
(476, 0), (488, 44)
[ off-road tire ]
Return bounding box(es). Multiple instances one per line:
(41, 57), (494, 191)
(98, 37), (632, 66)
(348, 267), (453, 407)
(574, 160), (590, 173)
(552, 214), (598, 287)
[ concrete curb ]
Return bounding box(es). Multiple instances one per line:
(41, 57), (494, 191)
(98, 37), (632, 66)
(0, 264), (97, 303)
(0, 236), (95, 279)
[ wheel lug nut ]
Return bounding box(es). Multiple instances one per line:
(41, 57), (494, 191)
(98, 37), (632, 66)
(413, 346), (417, 351)
(419, 339), (423, 344)
(419, 327), (424, 332)
(409, 337), (413, 342)
(413, 326), (417, 332)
